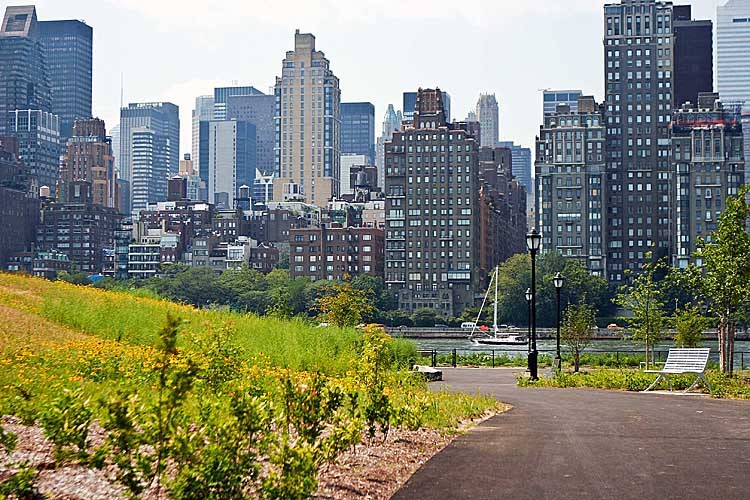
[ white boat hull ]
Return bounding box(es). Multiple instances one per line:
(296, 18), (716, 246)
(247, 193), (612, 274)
(472, 336), (527, 346)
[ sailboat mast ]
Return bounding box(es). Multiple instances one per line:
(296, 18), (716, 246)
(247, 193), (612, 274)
(493, 265), (499, 331)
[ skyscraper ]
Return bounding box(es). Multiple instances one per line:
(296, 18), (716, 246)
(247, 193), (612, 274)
(60, 118), (115, 208)
(38, 20), (93, 144)
(717, 0), (750, 106)
(8, 109), (59, 194)
(717, 0), (750, 185)
(273, 30), (341, 206)
(376, 104), (402, 188)
(673, 7), (712, 107)
(341, 102), (375, 164)
(226, 92), (275, 175)
(475, 94), (499, 147)
(535, 96), (606, 276)
(402, 91), (451, 124)
(542, 90), (583, 117)
(384, 88), (479, 317)
(130, 127), (168, 214)
(673, 93), (744, 268)
(207, 120), (256, 209)
(213, 86), (263, 120)
(497, 141), (533, 195)
(0, 6), (51, 134)
(191, 95), (214, 183)
(602, 1), (710, 282)
(119, 102), (180, 213)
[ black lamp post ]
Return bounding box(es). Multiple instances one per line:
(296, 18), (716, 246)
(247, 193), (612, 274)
(525, 287), (532, 354)
(526, 228), (542, 381)
(553, 272), (565, 372)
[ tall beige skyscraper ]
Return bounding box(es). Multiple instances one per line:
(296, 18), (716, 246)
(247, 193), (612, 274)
(273, 30), (341, 206)
(475, 93), (499, 147)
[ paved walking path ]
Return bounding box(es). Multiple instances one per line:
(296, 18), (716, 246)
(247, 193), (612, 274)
(393, 368), (750, 500)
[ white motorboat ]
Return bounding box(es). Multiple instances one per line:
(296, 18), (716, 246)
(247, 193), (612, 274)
(468, 265), (527, 346)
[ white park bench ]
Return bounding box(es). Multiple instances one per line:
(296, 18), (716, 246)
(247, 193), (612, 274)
(643, 348), (712, 394)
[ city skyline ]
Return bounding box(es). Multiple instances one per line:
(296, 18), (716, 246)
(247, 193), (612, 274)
(22, 0), (726, 159)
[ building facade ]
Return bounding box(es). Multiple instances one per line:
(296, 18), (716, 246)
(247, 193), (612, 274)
(535, 96), (607, 275)
(273, 31), (341, 206)
(673, 93), (745, 268)
(602, 0), (706, 281)
(0, 6), (51, 135)
(8, 109), (60, 194)
(289, 225), (384, 281)
(543, 90), (583, 117)
(226, 93), (275, 175)
(119, 102), (180, 212)
(191, 95), (214, 184)
(385, 88), (479, 317)
(673, 8), (713, 108)
(341, 102), (375, 164)
(476, 93), (499, 147)
(60, 118), (115, 208)
(208, 120), (256, 209)
(376, 104), (402, 189)
(37, 181), (120, 274)
(38, 19), (93, 144)
(402, 91), (451, 124)
(340, 154), (370, 195)
(213, 86), (263, 121)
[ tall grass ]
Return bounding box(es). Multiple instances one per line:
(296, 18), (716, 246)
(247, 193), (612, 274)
(2, 273), (416, 375)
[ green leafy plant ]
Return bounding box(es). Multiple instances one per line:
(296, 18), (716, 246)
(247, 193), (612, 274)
(561, 300), (597, 372)
(38, 387), (93, 463)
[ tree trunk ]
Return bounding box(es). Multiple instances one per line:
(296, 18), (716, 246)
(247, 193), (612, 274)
(645, 334), (650, 371)
(718, 315), (726, 373)
(574, 351), (580, 372)
(728, 319), (735, 377)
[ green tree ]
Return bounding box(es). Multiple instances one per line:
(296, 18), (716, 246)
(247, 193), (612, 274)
(316, 283), (374, 328)
(614, 255), (667, 369)
(673, 305), (709, 348)
(692, 185), (750, 374)
(561, 300), (597, 372)
(494, 253), (611, 327)
(411, 308), (442, 327)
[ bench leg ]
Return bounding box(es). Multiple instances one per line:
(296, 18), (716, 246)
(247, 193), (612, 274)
(684, 373), (712, 394)
(644, 374), (664, 392)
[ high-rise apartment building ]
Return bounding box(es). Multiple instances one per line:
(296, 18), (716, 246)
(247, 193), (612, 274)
(0, 6), (51, 134)
(603, 1), (710, 282)
(226, 92), (275, 175)
(60, 118), (115, 208)
(384, 88), (479, 317)
(543, 90), (583, 117)
(376, 104), (402, 188)
(340, 154), (369, 195)
(673, 7), (712, 107)
(535, 96), (607, 276)
(497, 140), (533, 195)
(191, 95), (214, 183)
(130, 127), (168, 214)
(673, 93), (745, 268)
(717, 0), (750, 106)
(213, 86), (263, 120)
(38, 20), (92, 144)
(207, 120), (256, 209)
(273, 30), (341, 206)
(119, 102), (180, 212)
(8, 109), (59, 193)
(341, 102), (375, 164)
(717, 0), (750, 187)
(475, 94), (499, 147)
(403, 91), (451, 124)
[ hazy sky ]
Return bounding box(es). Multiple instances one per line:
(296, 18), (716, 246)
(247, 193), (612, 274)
(28, 0), (726, 155)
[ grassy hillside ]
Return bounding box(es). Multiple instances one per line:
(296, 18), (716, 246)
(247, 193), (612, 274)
(0, 272), (413, 374)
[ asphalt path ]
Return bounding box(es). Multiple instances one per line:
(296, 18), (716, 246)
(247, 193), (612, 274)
(393, 368), (750, 500)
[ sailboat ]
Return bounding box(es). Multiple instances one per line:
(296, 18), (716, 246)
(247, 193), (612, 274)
(468, 265), (527, 346)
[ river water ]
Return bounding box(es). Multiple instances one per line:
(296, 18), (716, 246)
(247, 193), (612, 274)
(412, 338), (750, 368)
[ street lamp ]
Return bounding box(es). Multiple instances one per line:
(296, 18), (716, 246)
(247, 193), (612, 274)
(525, 288), (532, 355)
(553, 272), (565, 373)
(526, 228), (542, 381)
